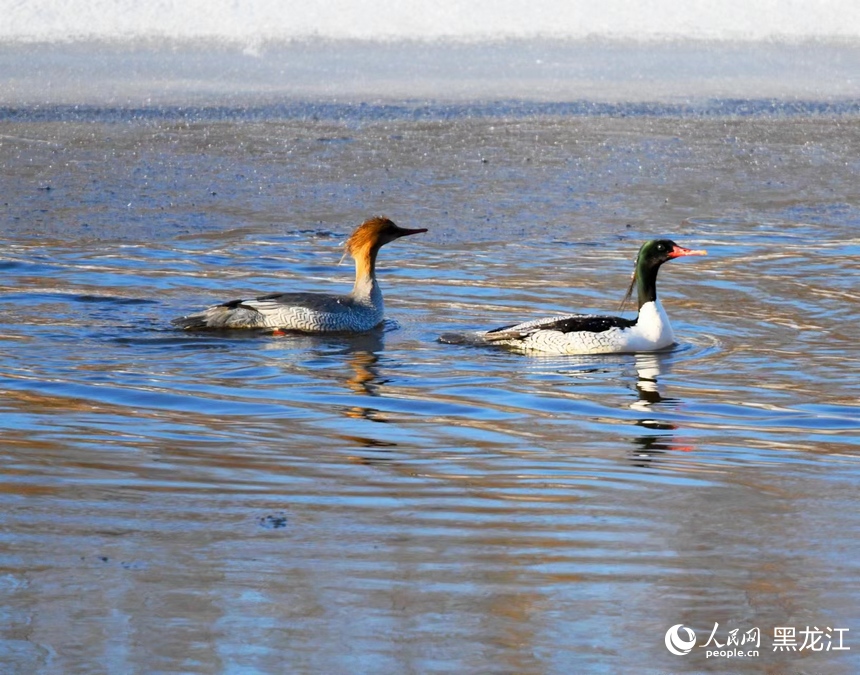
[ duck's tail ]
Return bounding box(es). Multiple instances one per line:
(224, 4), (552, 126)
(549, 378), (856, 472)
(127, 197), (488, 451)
(171, 312), (213, 330)
(171, 299), (264, 330)
(437, 330), (491, 346)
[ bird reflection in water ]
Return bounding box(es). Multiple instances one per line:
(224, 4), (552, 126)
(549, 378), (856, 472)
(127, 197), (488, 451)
(312, 327), (404, 464)
(629, 353), (695, 465)
(629, 353), (668, 411)
(265, 326), (397, 457)
(334, 328), (387, 422)
(340, 345), (400, 463)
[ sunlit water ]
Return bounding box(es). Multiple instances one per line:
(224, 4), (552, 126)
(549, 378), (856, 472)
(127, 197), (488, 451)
(2, 103), (860, 673)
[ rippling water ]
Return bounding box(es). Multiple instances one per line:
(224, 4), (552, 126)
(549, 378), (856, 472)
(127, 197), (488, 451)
(1, 108), (859, 673)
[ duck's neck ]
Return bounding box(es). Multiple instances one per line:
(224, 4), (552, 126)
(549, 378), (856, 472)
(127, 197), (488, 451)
(636, 261), (661, 312)
(634, 260), (674, 343)
(351, 245), (382, 305)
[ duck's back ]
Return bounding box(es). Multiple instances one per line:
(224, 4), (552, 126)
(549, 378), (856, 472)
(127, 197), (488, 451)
(172, 291), (384, 332)
(479, 302), (673, 355)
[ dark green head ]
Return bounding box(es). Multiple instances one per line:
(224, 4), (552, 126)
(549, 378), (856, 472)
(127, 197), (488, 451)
(621, 239), (708, 310)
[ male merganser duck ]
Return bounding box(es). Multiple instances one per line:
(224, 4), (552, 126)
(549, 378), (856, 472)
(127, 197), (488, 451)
(172, 217), (427, 332)
(441, 239), (706, 355)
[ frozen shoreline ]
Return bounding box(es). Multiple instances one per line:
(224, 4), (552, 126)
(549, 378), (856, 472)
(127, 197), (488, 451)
(2, 0), (859, 42)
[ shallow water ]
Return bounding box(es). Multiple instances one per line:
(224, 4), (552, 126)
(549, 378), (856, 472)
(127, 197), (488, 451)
(1, 107), (860, 673)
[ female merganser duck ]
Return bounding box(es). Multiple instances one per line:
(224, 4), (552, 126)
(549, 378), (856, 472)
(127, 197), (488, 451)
(442, 239), (706, 354)
(172, 217), (427, 332)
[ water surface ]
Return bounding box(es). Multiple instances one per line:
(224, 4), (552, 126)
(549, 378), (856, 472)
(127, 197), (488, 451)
(1, 107), (859, 673)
